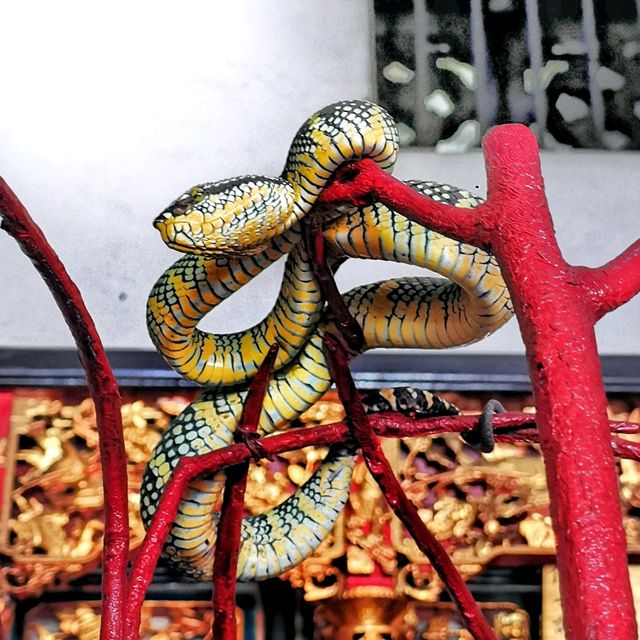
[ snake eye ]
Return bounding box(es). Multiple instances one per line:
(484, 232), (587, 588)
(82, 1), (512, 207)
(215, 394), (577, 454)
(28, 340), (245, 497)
(189, 187), (206, 204)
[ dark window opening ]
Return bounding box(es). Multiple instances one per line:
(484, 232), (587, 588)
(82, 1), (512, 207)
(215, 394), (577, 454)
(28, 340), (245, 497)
(375, 0), (640, 149)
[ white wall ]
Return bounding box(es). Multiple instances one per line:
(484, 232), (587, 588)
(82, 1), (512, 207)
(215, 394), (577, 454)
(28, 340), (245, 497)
(0, 1), (638, 356)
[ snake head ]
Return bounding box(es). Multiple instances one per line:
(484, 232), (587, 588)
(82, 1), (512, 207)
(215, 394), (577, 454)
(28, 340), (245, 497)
(154, 176), (297, 257)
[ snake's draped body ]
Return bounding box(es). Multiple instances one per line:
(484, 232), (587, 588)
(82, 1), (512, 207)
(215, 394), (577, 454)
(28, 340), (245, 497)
(143, 100), (514, 581)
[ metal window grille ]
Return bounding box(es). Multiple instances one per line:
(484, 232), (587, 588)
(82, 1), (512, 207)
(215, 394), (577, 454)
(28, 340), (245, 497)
(375, 0), (640, 150)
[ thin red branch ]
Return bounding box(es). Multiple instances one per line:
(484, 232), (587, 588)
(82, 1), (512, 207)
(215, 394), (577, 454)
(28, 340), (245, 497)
(611, 436), (640, 463)
(324, 333), (497, 640)
(304, 214), (364, 350)
(212, 343), (279, 640)
(0, 179), (129, 640)
(317, 157), (493, 248)
(573, 239), (640, 321)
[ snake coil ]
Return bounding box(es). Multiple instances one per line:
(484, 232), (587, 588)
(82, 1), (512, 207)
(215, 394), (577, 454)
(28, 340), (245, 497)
(142, 100), (513, 581)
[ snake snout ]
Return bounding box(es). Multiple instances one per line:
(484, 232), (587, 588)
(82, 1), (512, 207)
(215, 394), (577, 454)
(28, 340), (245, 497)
(154, 204), (189, 227)
(153, 211), (170, 229)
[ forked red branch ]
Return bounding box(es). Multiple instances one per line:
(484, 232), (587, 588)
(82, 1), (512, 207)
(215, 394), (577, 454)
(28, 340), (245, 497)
(318, 125), (640, 640)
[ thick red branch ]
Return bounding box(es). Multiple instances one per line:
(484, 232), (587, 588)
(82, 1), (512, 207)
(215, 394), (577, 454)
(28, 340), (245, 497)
(317, 124), (639, 639)
(212, 343), (279, 640)
(324, 334), (497, 640)
(0, 179), (129, 640)
(482, 127), (636, 640)
(573, 239), (640, 321)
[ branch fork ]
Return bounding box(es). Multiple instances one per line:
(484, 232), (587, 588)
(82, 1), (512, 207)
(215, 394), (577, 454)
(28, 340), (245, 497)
(3, 119), (640, 640)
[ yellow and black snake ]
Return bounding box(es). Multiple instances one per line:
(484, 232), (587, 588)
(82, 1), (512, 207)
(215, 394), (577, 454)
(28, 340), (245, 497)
(142, 100), (513, 582)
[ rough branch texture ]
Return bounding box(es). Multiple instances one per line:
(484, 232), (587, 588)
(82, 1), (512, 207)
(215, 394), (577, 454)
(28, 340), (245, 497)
(319, 124), (640, 639)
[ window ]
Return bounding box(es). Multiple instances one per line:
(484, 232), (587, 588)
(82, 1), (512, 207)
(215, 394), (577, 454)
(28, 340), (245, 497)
(375, 0), (640, 150)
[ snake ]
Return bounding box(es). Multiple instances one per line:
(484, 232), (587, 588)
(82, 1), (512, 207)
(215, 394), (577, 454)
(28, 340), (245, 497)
(141, 100), (513, 582)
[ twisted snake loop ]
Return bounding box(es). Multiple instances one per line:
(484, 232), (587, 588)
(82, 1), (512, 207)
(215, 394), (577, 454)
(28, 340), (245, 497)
(142, 101), (513, 581)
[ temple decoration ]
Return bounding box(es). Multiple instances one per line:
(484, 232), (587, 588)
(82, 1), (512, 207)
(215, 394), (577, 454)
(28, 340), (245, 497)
(0, 394), (192, 597)
(314, 600), (529, 640)
(2, 391), (640, 640)
(22, 601), (242, 640)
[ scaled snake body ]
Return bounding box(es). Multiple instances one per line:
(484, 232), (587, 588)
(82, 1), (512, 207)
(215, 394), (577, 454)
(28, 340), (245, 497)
(142, 101), (513, 581)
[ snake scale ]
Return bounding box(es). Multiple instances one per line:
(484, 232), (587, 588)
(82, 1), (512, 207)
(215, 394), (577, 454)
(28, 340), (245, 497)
(142, 100), (513, 581)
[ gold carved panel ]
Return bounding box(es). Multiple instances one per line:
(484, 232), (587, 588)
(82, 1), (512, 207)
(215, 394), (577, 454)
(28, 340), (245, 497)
(1, 390), (639, 607)
(21, 601), (242, 640)
(0, 392), (193, 597)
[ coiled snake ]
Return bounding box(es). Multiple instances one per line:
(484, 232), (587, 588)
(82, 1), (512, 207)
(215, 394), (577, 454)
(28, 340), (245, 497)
(142, 101), (513, 581)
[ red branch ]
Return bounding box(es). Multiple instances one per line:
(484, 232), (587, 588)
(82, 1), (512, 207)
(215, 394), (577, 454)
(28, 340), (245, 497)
(125, 410), (639, 634)
(610, 436), (640, 463)
(0, 179), (129, 640)
(212, 343), (279, 640)
(304, 215), (364, 350)
(573, 239), (640, 321)
(318, 125), (640, 639)
(317, 157), (491, 247)
(324, 334), (497, 640)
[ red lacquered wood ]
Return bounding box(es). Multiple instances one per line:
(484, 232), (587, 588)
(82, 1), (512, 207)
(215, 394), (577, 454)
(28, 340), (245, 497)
(212, 343), (279, 640)
(318, 125), (640, 639)
(324, 333), (497, 640)
(0, 179), (129, 640)
(0, 392), (13, 511)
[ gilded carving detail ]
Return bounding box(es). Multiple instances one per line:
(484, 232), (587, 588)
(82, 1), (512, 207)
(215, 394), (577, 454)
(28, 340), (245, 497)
(0, 394), (189, 596)
(1, 392), (639, 608)
(274, 400), (640, 602)
(22, 601), (242, 640)
(313, 599), (529, 640)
